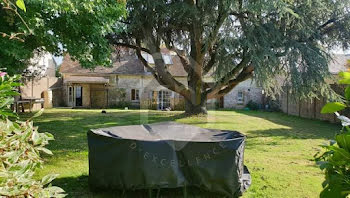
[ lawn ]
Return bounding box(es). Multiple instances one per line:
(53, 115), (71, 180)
(24, 108), (340, 197)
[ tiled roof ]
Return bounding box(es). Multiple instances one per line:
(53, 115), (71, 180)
(63, 76), (109, 84)
(60, 50), (188, 77)
(60, 54), (146, 75)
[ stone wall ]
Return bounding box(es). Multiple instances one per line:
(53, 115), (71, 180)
(58, 74), (260, 111)
(62, 83), (93, 108)
(90, 84), (106, 108)
(113, 75), (188, 110)
(223, 79), (263, 109)
(52, 88), (63, 107)
(20, 77), (62, 111)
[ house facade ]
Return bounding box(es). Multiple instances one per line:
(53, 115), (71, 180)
(19, 52), (62, 111)
(59, 48), (263, 110)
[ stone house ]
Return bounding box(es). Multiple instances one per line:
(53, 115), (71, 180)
(59, 48), (263, 110)
(19, 52), (62, 111)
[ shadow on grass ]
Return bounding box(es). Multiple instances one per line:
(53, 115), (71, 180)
(28, 111), (186, 153)
(238, 110), (339, 140)
(25, 109), (340, 197)
(28, 109), (340, 155)
(53, 175), (226, 198)
(203, 110), (340, 140)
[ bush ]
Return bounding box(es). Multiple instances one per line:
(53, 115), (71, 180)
(0, 74), (21, 119)
(267, 99), (281, 112)
(0, 73), (65, 197)
(315, 71), (350, 198)
(246, 100), (259, 110)
(110, 101), (132, 109)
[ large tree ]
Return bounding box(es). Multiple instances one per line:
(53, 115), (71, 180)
(0, 0), (125, 75)
(107, 0), (350, 114)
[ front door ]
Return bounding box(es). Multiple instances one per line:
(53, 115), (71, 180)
(75, 86), (83, 107)
(67, 86), (83, 107)
(158, 90), (171, 110)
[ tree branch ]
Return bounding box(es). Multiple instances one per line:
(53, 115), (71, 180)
(135, 39), (157, 77)
(203, 48), (217, 75)
(202, 1), (229, 55)
(112, 42), (151, 54)
(205, 54), (250, 97)
(207, 65), (254, 99)
(152, 52), (191, 100)
(163, 41), (193, 74)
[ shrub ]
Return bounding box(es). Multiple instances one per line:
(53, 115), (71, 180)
(0, 73), (65, 197)
(246, 100), (259, 110)
(110, 101), (132, 109)
(315, 71), (350, 198)
(0, 74), (21, 119)
(267, 99), (281, 112)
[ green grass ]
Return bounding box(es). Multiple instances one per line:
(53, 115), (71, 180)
(23, 109), (340, 197)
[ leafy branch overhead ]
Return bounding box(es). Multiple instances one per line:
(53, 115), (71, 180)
(0, 0), (126, 74)
(1, 0), (30, 42)
(108, 0), (350, 114)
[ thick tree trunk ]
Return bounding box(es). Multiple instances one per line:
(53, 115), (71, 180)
(184, 72), (207, 115)
(184, 98), (207, 115)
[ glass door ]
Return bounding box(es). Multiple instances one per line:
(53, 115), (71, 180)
(158, 90), (171, 110)
(75, 86), (83, 107)
(68, 86), (74, 107)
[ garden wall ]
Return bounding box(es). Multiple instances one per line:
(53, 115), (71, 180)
(278, 85), (346, 123)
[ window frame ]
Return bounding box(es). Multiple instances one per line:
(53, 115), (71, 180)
(68, 86), (73, 103)
(237, 91), (244, 104)
(162, 54), (173, 65)
(131, 89), (140, 101)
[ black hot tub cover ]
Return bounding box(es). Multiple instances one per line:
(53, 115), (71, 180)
(88, 122), (251, 196)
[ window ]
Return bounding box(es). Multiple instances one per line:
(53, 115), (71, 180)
(158, 90), (171, 110)
(131, 89), (139, 101)
(237, 91), (244, 104)
(68, 86), (73, 103)
(141, 53), (155, 64)
(140, 53), (173, 65)
(162, 54), (173, 65)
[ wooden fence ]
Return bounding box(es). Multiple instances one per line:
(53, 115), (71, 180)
(278, 85), (346, 123)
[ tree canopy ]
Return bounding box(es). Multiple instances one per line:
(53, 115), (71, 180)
(108, 0), (350, 114)
(0, 0), (126, 75)
(2, 0), (350, 114)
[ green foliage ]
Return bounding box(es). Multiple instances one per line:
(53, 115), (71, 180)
(111, 101), (132, 109)
(339, 72), (350, 85)
(317, 71), (350, 197)
(109, 88), (131, 108)
(345, 87), (350, 101)
(321, 102), (346, 114)
(114, 0), (350, 102)
(0, 73), (20, 119)
(315, 130), (350, 198)
(0, 74), (65, 197)
(0, 117), (65, 197)
(55, 67), (62, 78)
(246, 100), (259, 110)
(16, 0), (26, 12)
(0, 0), (126, 74)
(115, 88), (127, 101)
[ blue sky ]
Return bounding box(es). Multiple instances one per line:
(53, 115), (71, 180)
(53, 56), (63, 66)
